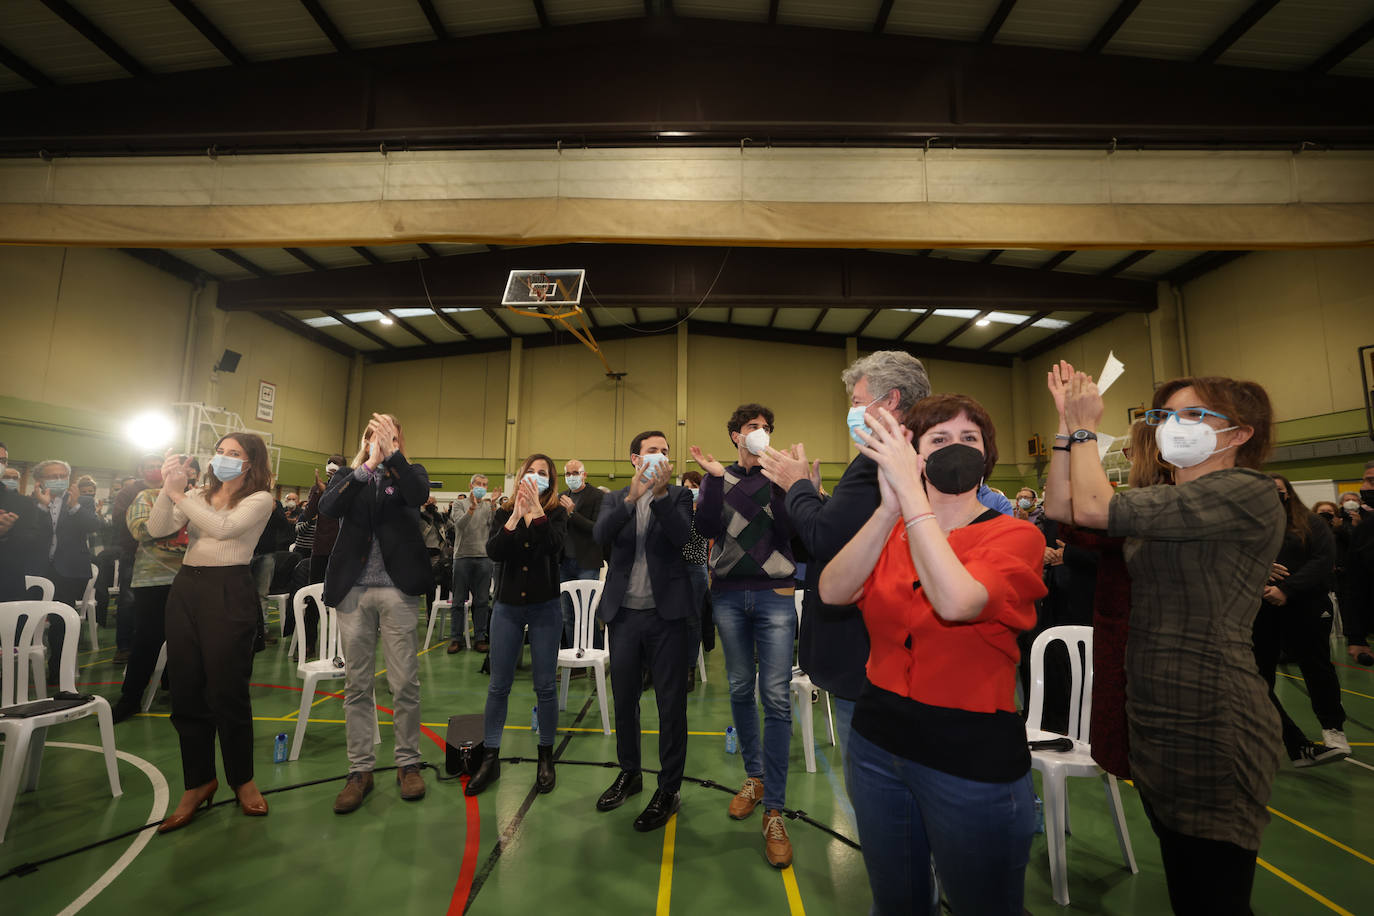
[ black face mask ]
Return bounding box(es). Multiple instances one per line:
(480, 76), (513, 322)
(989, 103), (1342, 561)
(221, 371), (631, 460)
(1363, 489), (1374, 507)
(1318, 512), (1335, 523)
(922, 443), (985, 495)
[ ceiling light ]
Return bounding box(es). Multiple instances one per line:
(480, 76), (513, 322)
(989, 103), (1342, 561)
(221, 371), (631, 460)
(126, 411), (176, 449)
(975, 319), (990, 327)
(379, 316), (394, 325)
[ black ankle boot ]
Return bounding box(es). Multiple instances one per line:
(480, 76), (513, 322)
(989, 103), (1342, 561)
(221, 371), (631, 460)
(536, 744), (556, 794)
(464, 748), (501, 796)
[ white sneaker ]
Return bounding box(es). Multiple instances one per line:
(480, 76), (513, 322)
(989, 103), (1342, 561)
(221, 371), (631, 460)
(1321, 728), (1351, 755)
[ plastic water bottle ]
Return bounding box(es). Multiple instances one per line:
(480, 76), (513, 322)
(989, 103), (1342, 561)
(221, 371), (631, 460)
(273, 732), (288, 764)
(531, 706), (539, 736)
(1034, 795), (1044, 834)
(724, 725), (738, 754)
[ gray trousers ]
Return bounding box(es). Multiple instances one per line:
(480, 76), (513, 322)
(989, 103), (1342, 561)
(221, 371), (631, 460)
(336, 586), (422, 773)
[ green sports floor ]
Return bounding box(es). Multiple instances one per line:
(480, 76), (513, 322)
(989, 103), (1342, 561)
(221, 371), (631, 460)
(4, 602), (1372, 916)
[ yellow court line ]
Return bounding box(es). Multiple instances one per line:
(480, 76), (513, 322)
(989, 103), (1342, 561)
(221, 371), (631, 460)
(1256, 857), (1355, 916)
(1277, 671), (1374, 702)
(781, 866), (807, 916)
(1266, 806), (1374, 867)
(79, 653), (119, 670)
(656, 813), (677, 916)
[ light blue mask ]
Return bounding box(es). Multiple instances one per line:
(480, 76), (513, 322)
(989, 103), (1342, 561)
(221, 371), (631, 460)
(1, 478), (17, 491)
(638, 452), (668, 482)
(691, 487), (701, 503)
(565, 474), (583, 491)
(523, 472), (550, 493)
(846, 396), (885, 445)
(210, 455), (244, 482)
(472, 486), (487, 501)
(45, 477), (70, 495)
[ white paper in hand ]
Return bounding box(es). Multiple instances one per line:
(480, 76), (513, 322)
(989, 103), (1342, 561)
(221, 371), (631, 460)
(1098, 351), (1125, 394)
(1097, 433), (1116, 463)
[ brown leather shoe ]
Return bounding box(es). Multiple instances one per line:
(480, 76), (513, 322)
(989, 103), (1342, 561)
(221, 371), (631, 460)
(158, 779), (218, 834)
(762, 809), (793, 868)
(333, 771), (373, 814)
(446, 639), (462, 654)
(397, 763), (427, 800)
(728, 776), (764, 820)
(234, 781), (269, 816)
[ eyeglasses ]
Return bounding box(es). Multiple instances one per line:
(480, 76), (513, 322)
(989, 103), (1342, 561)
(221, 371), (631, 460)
(1143, 407), (1230, 427)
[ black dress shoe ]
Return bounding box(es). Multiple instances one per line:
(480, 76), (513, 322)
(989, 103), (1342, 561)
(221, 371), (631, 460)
(633, 789), (680, 832)
(535, 744), (556, 794)
(596, 770), (643, 812)
(464, 748), (501, 797)
(111, 698), (139, 723)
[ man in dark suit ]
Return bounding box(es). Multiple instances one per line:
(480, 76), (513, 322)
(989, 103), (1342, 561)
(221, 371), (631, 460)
(30, 457), (103, 683)
(0, 442), (45, 603)
(592, 430), (694, 832)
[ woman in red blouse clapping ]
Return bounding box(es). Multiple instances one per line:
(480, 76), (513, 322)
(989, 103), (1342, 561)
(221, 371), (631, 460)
(819, 394), (1045, 916)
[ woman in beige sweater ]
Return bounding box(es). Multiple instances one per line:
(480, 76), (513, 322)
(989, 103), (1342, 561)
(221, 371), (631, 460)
(148, 433), (275, 833)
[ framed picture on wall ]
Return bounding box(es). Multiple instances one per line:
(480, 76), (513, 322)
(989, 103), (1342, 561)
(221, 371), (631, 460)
(1127, 405), (1149, 425)
(256, 380), (276, 423)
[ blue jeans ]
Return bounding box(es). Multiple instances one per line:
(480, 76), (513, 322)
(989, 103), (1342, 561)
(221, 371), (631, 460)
(712, 587), (797, 811)
(452, 556), (493, 642)
(685, 563), (708, 668)
(846, 728), (1035, 916)
(484, 598), (562, 748)
(559, 556), (602, 649)
(832, 695), (856, 799)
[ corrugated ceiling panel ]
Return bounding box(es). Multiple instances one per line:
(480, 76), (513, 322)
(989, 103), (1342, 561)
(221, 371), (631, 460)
(195, 0), (335, 62)
(727, 307), (774, 327)
(674, 0), (770, 23)
(930, 248), (994, 262)
(884, 0), (1002, 42)
(1119, 249), (1196, 279)
(777, 0), (883, 31)
(1105, 0), (1252, 62)
(942, 321), (1003, 348)
(860, 310), (919, 338)
(997, 0), (1121, 50)
(544, 0), (645, 28)
(1217, 0), (1374, 72)
(431, 0), (540, 36)
(994, 250), (1059, 268)
(318, 0), (435, 50)
(690, 308), (731, 324)
(370, 243), (430, 262)
(1331, 36), (1374, 77)
(337, 312), (415, 347)
(908, 314), (968, 343)
(170, 248), (253, 279)
(0, 0), (129, 84)
(321, 323), (383, 350)
(772, 308), (822, 331)
(637, 307), (679, 322)
(235, 247), (314, 274)
(298, 246), (372, 269)
(1055, 250), (1135, 274)
(70, 0), (226, 73)
(815, 311), (854, 335)
(990, 324), (1053, 352)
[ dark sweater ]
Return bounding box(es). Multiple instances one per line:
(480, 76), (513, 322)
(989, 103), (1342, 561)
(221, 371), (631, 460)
(561, 485), (604, 570)
(694, 463), (795, 592)
(487, 507), (568, 604)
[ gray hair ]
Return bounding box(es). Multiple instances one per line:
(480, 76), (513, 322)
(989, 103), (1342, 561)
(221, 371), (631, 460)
(32, 459), (72, 479)
(470, 473), (489, 485)
(841, 351), (931, 412)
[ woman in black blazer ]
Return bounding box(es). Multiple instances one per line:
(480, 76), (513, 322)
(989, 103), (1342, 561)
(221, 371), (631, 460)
(320, 413), (435, 814)
(465, 453), (568, 797)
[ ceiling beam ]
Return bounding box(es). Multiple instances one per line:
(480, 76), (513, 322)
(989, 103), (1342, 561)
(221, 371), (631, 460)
(379, 307), (434, 345)
(980, 249), (1003, 264)
(352, 246), (384, 266)
(325, 309), (395, 349)
(415, 0), (449, 41)
(979, 309), (1051, 351)
(217, 244), (1156, 314)
(853, 309), (882, 336)
(484, 308), (515, 336)
(0, 41), (56, 89)
(809, 308), (830, 332)
(873, 0), (896, 34)
(1160, 251), (1248, 285)
(7, 18), (1372, 154)
(299, 0), (351, 53)
(1196, 0), (1280, 65)
(39, 0), (147, 78)
(1040, 250), (1075, 270)
(417, 243), (442, 259)
(895, 310), (933, 341)
(767, 307), (779, 328)
(428, 306), (473, 340)
(1307, 15), (1374, 75)
(1084, 0), (1141, 54)
(936, 309), (992, 346)
(119, 248), (205, 286)
(1099, 249), (1151, 277)
(980, 0), (1018, 44)
(257, 311), (357, 358)
(768, 0), (780, 26)
(1019, 311), (1118, 360)
(213, 248), (274, 280)
(283, 247), (325, 271)
(531, 0), (550, 29)
(168, 0), (247, 66)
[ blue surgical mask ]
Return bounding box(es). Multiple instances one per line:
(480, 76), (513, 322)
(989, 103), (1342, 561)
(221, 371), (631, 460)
(472, 486), (487, 501)
(45, 477), (70, 495)
(846, 397), (882, 445)
(565, 474), (583, 491)
(638, 452), (669, 481)
(523, 472), (550, 493)
(1, 477), (17, 491)
(210, 455), (244, 482)
(691, 487), (701, 503)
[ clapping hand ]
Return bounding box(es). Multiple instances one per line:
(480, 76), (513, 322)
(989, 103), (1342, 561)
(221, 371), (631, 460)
(758, 443), (813, 492)
(689, 446), (725, 478)
(369, 414), (398, 462)
(161, 454), (191, 501)
(0, 510), (17, 537)
(559, 494), (575, 513)
(1047, 360), (1077, 422)
(649, 459), (673, 498)
(1062, 371), (1104, 431)
(32, 482), (51, 508)
(520, 477), (545, 520)
(853, 407), (922, 498)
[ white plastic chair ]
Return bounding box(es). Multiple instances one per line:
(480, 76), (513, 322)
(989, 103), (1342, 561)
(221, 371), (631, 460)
(557, 579), (611, 736)
(140, 642), (168, 713)
(22, 577), (54, 701)
(77, 563), (100, 652)
(790, 590), (835, 774)
(424, 583), (468, 650)
(0, 601), (121, 842)
(288, 584), (380, 760)
(1025, 625), (1137, 907)
(268, 593), (290, 642)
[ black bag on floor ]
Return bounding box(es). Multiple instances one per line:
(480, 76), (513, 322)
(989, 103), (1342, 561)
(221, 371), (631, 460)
(445, 713), (485, 776)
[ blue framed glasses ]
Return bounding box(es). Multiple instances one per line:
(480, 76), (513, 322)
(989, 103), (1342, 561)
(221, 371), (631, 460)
(1143, 407), (1230, 427)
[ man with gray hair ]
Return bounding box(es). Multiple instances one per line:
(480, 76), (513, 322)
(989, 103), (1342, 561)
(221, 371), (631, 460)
(29, 457), (103, 684)
(449, 473), (497, 653)
(759, 350), (1011, 776)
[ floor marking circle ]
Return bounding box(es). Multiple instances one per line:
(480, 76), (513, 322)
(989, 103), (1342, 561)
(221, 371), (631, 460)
(44, 741), (169, 916)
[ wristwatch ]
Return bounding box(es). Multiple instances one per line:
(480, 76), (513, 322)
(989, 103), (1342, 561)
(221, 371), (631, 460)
(1068, 429), (1098, 445)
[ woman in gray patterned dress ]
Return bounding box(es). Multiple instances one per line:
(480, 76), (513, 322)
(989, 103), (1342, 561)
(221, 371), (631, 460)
(1048, 361), (1284, 916)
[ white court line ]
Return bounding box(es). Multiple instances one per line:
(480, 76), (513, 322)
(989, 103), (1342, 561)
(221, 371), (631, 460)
(1343, 756), (1374, 773)
(45, 741), (169, 916)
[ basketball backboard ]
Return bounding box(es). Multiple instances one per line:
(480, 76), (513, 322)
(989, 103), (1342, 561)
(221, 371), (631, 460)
(502, 269), (585, 307)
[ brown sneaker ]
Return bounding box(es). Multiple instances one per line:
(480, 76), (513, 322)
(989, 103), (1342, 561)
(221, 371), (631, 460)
(728, 776), (764, 820)
(333, 771), (373, 814)
(762, 809), (793, 868)
(397, 763), (427, 800)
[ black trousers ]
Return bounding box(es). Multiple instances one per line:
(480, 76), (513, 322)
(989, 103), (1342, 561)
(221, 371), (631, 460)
(118, 585), (171, 708)
(1253, 602), (1345, 753)
(1141, 797), (1257, 915)
(112, 550), (136, 650)
(608, 607), (688, 794)
(43, 568), (89, 682)
(165, 565), (259, 790)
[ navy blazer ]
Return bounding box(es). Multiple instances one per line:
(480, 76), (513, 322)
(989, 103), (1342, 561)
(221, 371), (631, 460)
(34, 494), (102, 580)
(319, 452), (434, 607)
(0, 486), (45, 601)
(592, 485), (694, 622)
